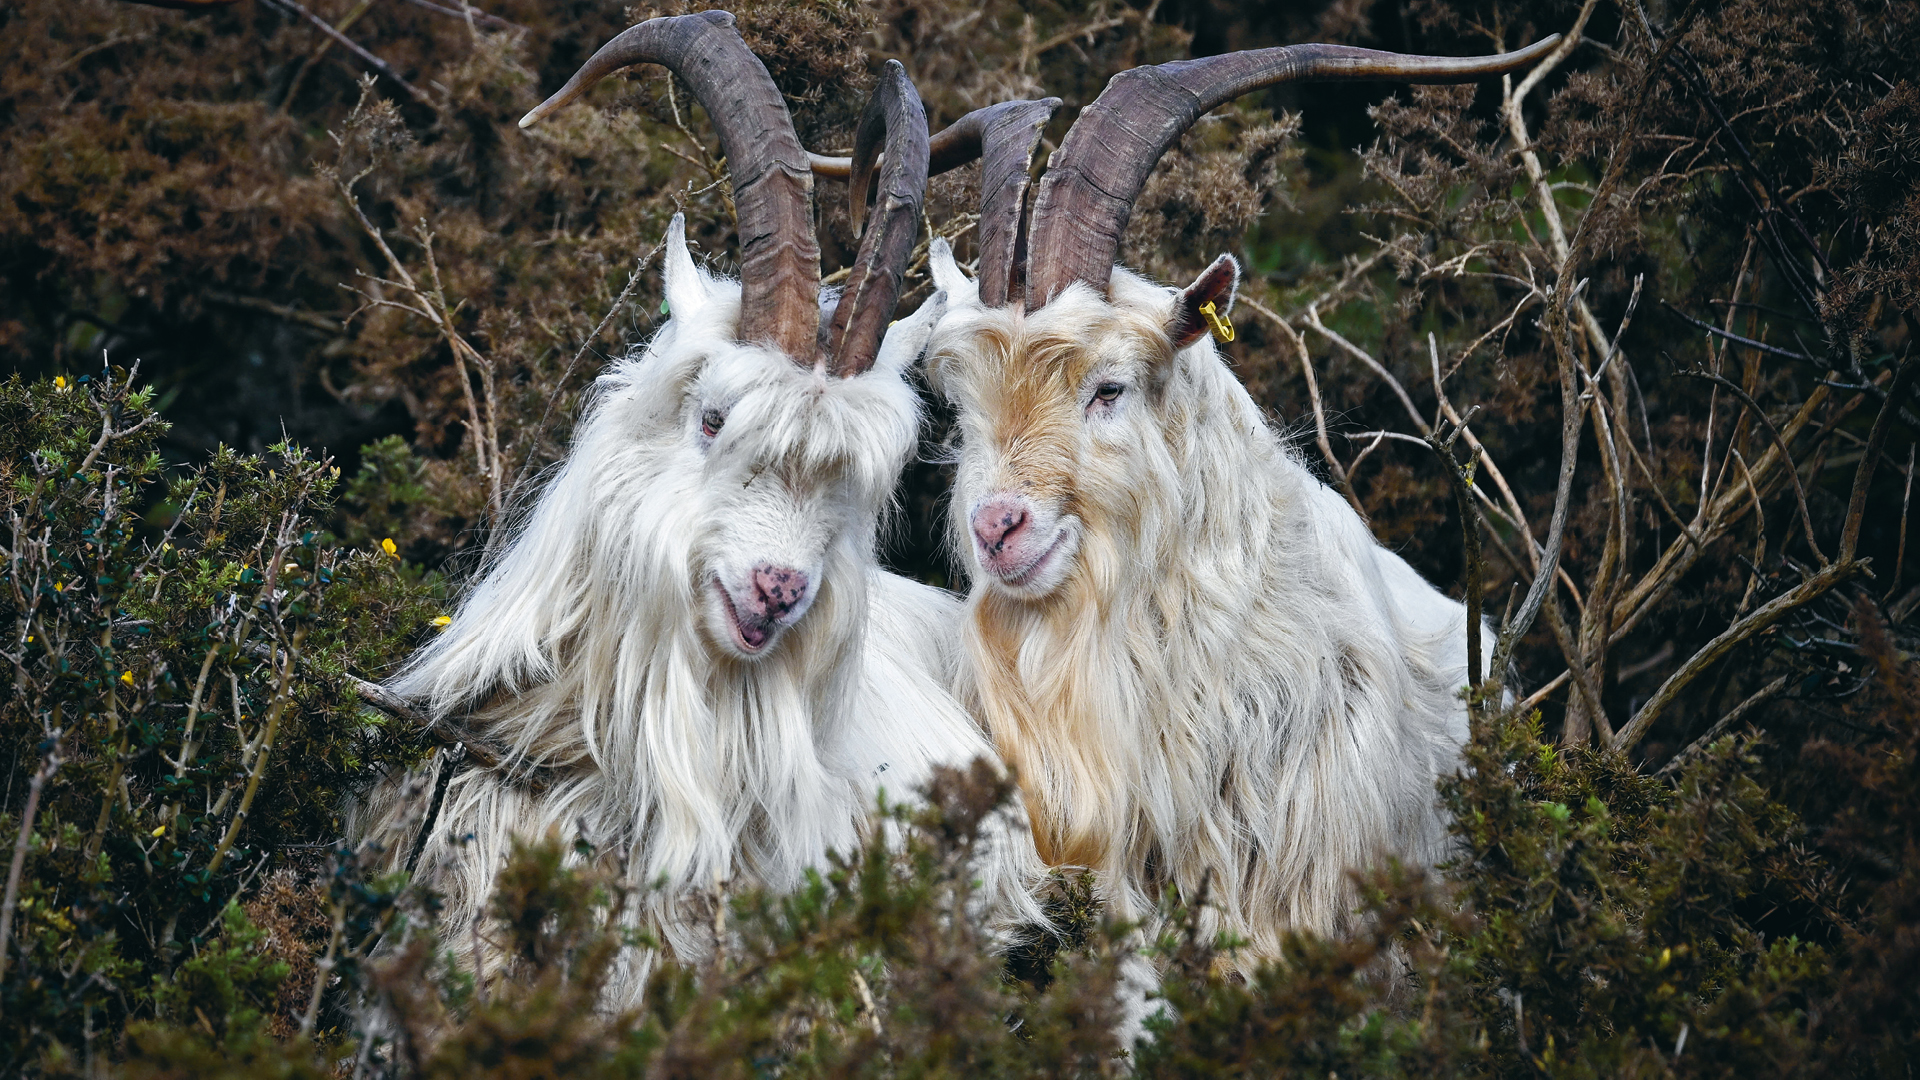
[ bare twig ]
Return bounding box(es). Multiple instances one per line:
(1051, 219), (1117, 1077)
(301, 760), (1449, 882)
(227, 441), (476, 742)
(1614, 559), (1864, 753)
(1428, 417), (1486, 693)
(333, 165), (502, 519)
(519, 242), (665, 481)
(299, 900), (347, 1038)
(260, 0), (429, 105)
(1889, 443), (1914, 602)
(280, 0), (375, 112)
(203, 290), (344, 335)
(1239, 296), (1362, 515)
(1655, 673), (1791, 775)
(0, 732), (63, 996)
(1665, 301), (1819, 364)
(397, 0), (527, 32)
(1303, 304), (1428, 436)
(205, 629), (304, 878)
(345, 675), (547, 791)
(1672, 369), (1826, 566)
(1842, 357), (1918, 563)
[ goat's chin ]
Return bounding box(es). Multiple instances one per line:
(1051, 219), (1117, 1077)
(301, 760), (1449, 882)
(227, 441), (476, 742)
(976, 524), (1079, 601)
(707, 579), (784, 660)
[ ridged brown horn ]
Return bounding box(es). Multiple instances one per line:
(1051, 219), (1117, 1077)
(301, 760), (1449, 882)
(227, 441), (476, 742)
(821, 60), (929, 377)
(926, 98), (1059, 308)
(808, 98), (1058, 307)
(520, 12), (820, 361)
(1024, 35), (1562, 310)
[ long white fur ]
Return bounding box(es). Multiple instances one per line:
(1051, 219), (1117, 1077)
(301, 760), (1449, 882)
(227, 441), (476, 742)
(357, 218), (1047, 1005)
(924, 240), (1486, 974)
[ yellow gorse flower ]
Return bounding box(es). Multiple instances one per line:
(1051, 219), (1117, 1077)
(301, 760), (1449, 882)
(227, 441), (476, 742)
(381, 538), (399, 558)
(120, 671), (134, 685)
(432, 615), (452, 628)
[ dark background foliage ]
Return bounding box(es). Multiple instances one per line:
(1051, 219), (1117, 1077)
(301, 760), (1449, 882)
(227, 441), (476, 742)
(2, 0), (1917, 1074)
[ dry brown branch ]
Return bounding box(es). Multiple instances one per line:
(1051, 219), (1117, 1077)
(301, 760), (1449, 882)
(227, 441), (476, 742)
(280, 0), (374, 112)
(1656, 673), (1792, 776)
(397, 0), (527, 32)
(333, 163), (504, 519)
(1238, 296), (1362, 516)
(1613, 558), (1864, 753)
(1303, 304), (1428, 436)
(1889, 444), (1915, 601)
(203, 290), (344, 335)
(204, 629), (305, 879)
(1674, 368), (1826, 565)
(260, 0), (429, 105)
(1842, 358), (1918, 563)
(0, 732), (62, 994)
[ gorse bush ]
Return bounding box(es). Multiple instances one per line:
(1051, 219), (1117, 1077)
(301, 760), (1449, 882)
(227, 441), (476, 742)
(0, 368), (441, 1071)
(2, 0), (1918, 1074)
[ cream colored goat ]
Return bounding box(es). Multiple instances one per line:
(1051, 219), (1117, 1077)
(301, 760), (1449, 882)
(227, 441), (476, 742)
(915, 37), (1556, 995)
(927, 246), (1481, 963)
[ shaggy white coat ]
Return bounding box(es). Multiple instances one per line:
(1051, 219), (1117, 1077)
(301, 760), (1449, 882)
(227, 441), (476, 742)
(359, 219), (1046, 1005)
(925, 242), (1484, 970)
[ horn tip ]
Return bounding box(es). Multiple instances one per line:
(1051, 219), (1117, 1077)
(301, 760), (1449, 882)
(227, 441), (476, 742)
(517, 110), (542, 129)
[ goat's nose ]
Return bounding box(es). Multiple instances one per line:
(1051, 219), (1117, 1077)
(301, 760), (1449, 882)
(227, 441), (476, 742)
(749, 564), (810, 622)
(971, 498), (1030, 556)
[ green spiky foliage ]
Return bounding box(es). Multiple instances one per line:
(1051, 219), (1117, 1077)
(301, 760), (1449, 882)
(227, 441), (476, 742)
(0, 369), (440, 1071)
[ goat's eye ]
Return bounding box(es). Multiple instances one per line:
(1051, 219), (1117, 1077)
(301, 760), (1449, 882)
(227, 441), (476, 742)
(700, 408), (726, 438)
(1092, 382), (1125, 405)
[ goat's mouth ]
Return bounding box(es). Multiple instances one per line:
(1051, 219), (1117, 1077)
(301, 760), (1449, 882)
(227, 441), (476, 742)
(712, 578), (775, 655)
(990, 527), (1071, 592)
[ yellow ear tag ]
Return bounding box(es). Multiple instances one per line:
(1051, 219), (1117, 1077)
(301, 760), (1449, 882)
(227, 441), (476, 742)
(1198, 300), (1235, 343)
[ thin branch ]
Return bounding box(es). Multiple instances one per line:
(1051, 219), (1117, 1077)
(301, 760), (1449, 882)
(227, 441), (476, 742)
(396, 0), (528, 32)
(1672, 369), (1826, 566)
(345, 675), (548, 792)
(1302, 304), (1429, 436)
(1239, 296), (1363, 515)
(1656, 676), (1791, 776)
(1889, 444), (1914, 602)
(203, 290), (344, 335)
(518, 243), (663, 483)
(204, 630), (304, 879)
(1842, 357), (1918, 563)
(0, 733), (62, 993)
(1613, 558), (1865, 753)
(259, 0), (429, 105)
(1663, 301), (1819, 363)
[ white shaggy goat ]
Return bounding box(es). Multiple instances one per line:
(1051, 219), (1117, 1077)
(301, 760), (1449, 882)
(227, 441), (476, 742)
(919, 38), (1559, 970)
(357, 13), (1045, 1001)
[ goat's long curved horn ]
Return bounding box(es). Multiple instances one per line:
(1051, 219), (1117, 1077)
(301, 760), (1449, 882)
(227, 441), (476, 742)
(820, 60), (929, 377)
(1024, 35), (1561, 310)
(927, 99), (1060, 308)
(809, 98), (1058, 307)
(521, 12), (820, 361)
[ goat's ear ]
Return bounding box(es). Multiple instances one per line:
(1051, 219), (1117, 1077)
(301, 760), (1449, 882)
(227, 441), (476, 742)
(1166, 254), (1240, 351)
(661, 213), (710, 322)
(870, 290), (947, 376)
(928, 237), (980, 306)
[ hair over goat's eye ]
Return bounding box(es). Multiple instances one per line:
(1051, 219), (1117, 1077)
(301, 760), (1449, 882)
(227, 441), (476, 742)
(700, 408), (726, 438)
(1093, 382), (1125, 404)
